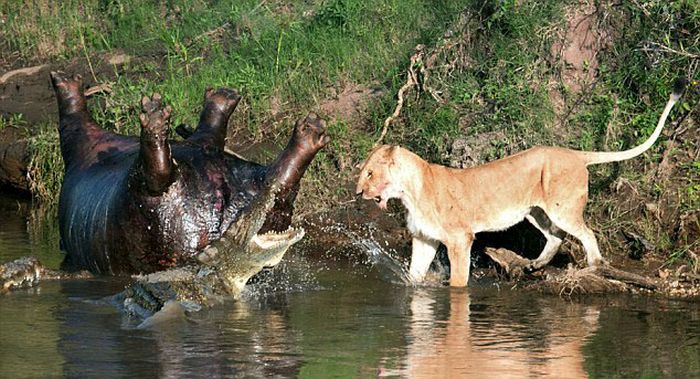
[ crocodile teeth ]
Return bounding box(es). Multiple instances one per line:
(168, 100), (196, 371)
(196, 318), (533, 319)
(259, 225), (299, 236)
(252, 227), (305, 249)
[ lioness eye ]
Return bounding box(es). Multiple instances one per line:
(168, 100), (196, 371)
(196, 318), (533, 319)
(367, 170), (373, 178)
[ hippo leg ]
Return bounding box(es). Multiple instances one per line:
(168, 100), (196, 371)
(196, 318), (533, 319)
(135, 94), (176, 194)
(50, 72), (119, 166)
(259, 113), (330, 232)
(187, 88), (242, 151)
(175, 123), (195, 139)
(50, 72), (89, 117)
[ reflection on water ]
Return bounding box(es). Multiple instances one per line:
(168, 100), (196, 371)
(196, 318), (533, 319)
(0, 196), (699, 378)
(0, 192), (62, 268)
(387, 289), (597, 378)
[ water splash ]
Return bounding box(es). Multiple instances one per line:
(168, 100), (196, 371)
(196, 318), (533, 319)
(323, 222), (414, 285)
(242, 254), (323, 300)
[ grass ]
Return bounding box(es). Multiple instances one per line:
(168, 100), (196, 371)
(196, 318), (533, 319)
(26, 122), (63, 202)
(4, 0), (475, 201)
(0, 113), (26, 131)
(1, 0), (698, 266)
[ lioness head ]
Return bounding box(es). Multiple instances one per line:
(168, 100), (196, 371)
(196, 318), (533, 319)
(355, 145), (401, 210)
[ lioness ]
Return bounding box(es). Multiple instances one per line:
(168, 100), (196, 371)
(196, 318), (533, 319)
(356, 83), (683, 287)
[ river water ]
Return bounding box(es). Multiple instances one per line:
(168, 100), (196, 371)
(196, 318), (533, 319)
(1, 192), (698, 378)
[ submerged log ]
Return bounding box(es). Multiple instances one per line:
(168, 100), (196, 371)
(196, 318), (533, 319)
(0, 256), (91, 293)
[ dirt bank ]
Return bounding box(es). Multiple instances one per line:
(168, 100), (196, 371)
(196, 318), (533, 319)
(0, 127), (28, 192)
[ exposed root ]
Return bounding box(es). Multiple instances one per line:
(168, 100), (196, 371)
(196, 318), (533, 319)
(375, 45), (424, 147)
(187, 22), (231, 48)
(638, 41), (700, 59)
(84, 83), (112, 97)
(375, 13), (473, 146)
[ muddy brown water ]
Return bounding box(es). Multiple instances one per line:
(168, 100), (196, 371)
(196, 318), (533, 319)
(0, 192), (698, 378)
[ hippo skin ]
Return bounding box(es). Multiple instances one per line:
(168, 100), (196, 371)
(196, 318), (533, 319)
(51, 72), (329, 275)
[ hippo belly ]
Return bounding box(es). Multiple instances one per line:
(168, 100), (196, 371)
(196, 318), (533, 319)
(59, 155), (132, 274)
(51, 72), (329, 276)
(59, 142), (265, 275)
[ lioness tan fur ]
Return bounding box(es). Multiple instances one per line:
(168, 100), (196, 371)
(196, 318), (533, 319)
(356, 88), (682, 287)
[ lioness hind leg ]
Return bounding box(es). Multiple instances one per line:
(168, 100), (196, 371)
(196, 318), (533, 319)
(525, 209), (565, 269)
(547, 212), (605, 267)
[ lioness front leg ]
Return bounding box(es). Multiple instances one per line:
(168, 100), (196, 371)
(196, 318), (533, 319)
(446, 235), (474, 287)
(409, 237), (439, 283)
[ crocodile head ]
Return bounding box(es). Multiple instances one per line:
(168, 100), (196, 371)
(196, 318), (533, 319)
(196, 181), (305, 296)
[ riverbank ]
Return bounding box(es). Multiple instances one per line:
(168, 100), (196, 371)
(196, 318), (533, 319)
(1, 1), (698, 290)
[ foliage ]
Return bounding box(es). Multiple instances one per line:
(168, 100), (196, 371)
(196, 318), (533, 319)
(26, 122), (63, 203)
(0, 113), (26, 131)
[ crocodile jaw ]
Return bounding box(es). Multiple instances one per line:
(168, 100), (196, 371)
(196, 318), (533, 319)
(215, 226), (305, 296)
(250, 226), (306, 266)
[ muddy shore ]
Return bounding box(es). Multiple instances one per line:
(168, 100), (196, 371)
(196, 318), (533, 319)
(0, 53), (133, 193)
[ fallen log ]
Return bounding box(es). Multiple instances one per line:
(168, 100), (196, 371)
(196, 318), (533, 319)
(0, 65), (48, 85)
(483, 247), (659, 296)
(593, 265), (658, 290)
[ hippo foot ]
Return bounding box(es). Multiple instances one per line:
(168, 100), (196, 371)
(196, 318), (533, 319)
(139, 93), (172, 138)
(137, 93), (175, 194)
(204, 87), (242, 117)
(50, 72), (87, 115)
(50, 71), (83, 95)
(292, 112), (331, 155)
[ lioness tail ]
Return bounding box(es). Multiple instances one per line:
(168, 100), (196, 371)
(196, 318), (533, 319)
(581, 78), (685, 166)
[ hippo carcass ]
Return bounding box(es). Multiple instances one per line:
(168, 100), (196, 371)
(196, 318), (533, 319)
(50, 72), (329, 278)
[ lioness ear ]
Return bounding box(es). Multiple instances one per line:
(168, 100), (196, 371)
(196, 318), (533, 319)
(356, 145), (385, 169)
(383, 145), (397, 166)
